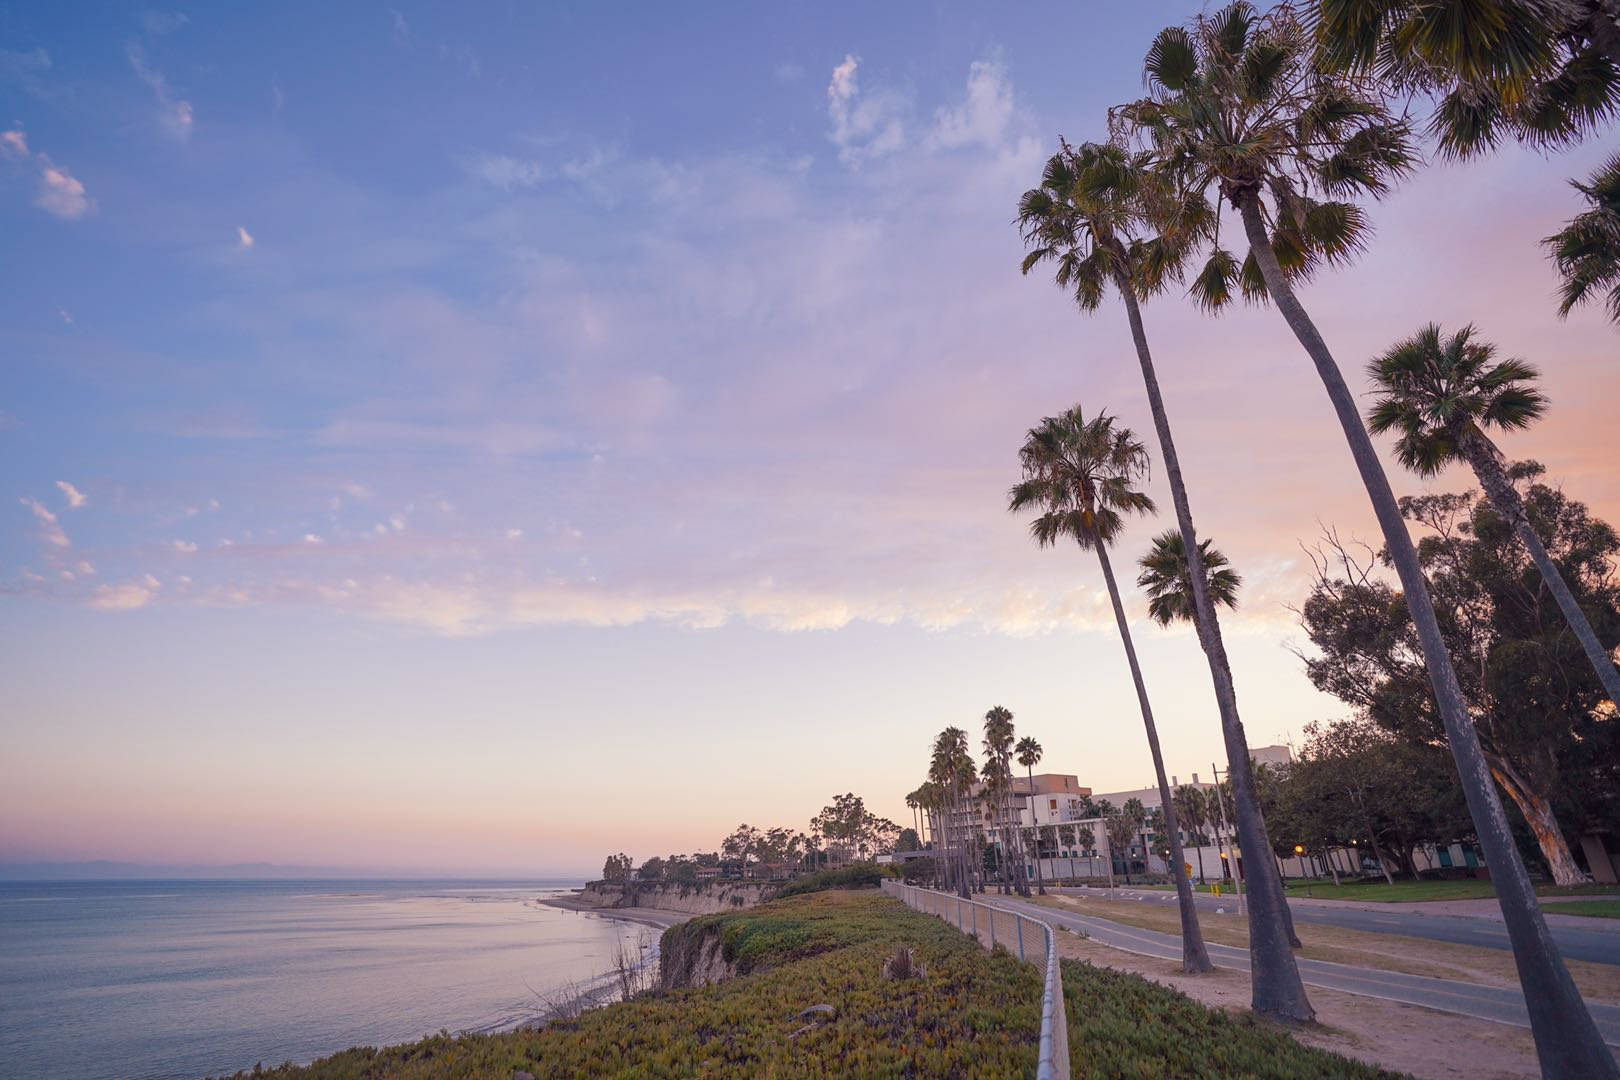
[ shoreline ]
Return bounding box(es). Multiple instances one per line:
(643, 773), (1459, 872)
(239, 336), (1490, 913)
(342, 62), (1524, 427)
(540, 891), (693, 931)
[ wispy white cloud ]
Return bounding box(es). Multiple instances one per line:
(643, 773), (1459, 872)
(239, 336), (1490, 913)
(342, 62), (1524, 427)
(55, 480), (87, 509)
(237, 225), (255, 248)
(0, 128), (27, 159)
(468, 152), (549, 190)
(171, 539), (198, 553)
(126, 43), (194, 141)
(826, 54), (907, 167)
(20, 497), (69, 547)
(929, 59), (1015, 150)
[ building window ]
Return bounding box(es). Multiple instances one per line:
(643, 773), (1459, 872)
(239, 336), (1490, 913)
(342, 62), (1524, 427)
(1049, 799), (1057, 810)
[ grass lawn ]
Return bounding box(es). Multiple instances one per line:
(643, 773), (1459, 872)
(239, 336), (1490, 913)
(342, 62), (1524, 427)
(1130, 878), (1620, 903)
(1548, 900), (1620, 919)
(226, 890), (1392, 1078)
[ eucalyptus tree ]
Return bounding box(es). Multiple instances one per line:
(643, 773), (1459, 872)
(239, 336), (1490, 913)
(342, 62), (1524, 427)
(1546, 153), (1620, 325)
(1367, 323), (1620, 706)
(1009, 406), (1212, 973)
(1015, 735), (1047, 894)
(1123, 4), (1613, 1068)
(1019, 138), (1307, 1013)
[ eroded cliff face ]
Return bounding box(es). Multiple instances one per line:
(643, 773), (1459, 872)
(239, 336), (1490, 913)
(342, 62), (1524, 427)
(657, 920), (735, 991)
(577, 881), (773, 915)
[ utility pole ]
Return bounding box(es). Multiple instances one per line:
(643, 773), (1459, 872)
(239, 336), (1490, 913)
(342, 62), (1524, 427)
(1213, 761), (1246, 917)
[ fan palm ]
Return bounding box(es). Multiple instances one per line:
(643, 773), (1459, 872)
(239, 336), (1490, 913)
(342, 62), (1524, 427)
(1124, 5), (1612, 1069)
(931, 728), (975, 898)
(1009, 406), (1212, 974)
(1174, 785), (1211, 884)
(1137, 531), (1242, 629)
(1015, 735), (1047, 894)
(1311, 3), (1620, 324)
(1368, 323), (1620, 707)
(982, 706), (1029, 896)
(1019, 137), (1311, 1014)
(1545, 152), (1620, 324)
(1313, 0), (1620, 158)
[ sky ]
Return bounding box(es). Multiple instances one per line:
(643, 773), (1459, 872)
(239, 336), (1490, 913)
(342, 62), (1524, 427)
(2, 3), (1616, 878)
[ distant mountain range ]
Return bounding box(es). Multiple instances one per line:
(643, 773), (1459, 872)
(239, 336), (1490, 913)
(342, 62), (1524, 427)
(0, 860), (585, 881)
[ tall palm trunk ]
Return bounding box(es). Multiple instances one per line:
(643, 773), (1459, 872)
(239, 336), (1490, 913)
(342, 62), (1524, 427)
(1238, 194), (1616, 1076)
(1026, 763), (1047, 895)
(1457, 427), (1620, 711)
(1093, 539), (1214, 973)
(1114, 268), (1311, 1013)
(1006, 766), (1031, 896)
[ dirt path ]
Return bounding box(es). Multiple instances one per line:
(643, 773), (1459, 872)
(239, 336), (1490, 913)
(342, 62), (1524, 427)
(1054, 928), (1542, 1079)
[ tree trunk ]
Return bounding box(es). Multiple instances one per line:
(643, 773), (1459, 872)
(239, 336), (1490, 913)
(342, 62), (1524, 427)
(1488, 755), (1589, 886)
(1237, 195), (1616, 1077)
(1027, 764), (1047, 895)
(1094, 541), (1214, 973)
(1114, 269), (1308, 1010)
(1459, 429), (1620, 709)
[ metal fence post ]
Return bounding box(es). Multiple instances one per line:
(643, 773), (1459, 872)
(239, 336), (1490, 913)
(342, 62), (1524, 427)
(1017, 915), (1025, 962)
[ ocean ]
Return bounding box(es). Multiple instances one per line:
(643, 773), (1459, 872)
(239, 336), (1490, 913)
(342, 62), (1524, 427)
(0, 879), (654, 1080)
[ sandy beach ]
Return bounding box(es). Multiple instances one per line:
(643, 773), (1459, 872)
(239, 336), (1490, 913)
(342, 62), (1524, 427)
(540, 891), (693, 930)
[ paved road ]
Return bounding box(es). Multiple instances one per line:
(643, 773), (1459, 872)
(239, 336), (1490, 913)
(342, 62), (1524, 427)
(1056, 885), (1620, 967)
(993, 893), (1620, 1046)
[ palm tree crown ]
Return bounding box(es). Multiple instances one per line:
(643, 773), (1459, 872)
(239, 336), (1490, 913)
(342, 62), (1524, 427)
(1365, 323), (1547, 476)
(1008, 406), (1156, 551)
(1115, 2), (1415, 309)
(1136, 530), (1243, 627)
(1544, 152), (1620, 324)
(1311, 0), (1620, 158)
(1017, 140), (1209, 307)
(1015, 736), (1043, 771)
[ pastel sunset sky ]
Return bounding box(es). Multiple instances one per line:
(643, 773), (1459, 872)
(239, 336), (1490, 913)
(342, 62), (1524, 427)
(3, 3), (1616, 877)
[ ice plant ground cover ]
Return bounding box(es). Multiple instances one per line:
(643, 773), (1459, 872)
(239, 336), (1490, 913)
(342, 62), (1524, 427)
(231, 890), (1394, 1079)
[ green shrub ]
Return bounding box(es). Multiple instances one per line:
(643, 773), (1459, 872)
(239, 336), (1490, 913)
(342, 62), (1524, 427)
(772, 863), (897, 898)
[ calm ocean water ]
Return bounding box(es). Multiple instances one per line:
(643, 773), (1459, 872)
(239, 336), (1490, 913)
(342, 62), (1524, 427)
(0, 880), (654, 1080)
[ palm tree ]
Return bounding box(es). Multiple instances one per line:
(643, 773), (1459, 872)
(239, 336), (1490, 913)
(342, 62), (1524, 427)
(982, 706), (1028, 896)
(1123, 6), (1614, 1070)
(1174, 785), (1210, 885)
(1312, 2), (1620, 327)
(1313, 0), (1620, 159)
(1009, 406), (1213, 974)
(1545, 153), (1620, 326)
(1020, 138), (1309, 1016)
(1016, 735), (1047, 894)
(1075, 823), (1093, 881)
(931, 728), (975, 899)
(1137, 531), (1242, 629)
(979, 756), (1011, 895)
(1368, 323), (1620, 709)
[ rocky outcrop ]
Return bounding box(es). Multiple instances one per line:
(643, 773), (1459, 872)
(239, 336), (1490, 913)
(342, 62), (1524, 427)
(657, 919), (736, 991)
(576, 880), (774, 916)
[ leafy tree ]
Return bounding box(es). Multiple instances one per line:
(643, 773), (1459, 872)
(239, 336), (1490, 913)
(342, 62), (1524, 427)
(897, 827), (920, 852)
(1019, 135), (1298, 1004)
(636, 856), (666, 882)
(1367, 323), (1620, 705)
(1298, 477), (1620, 889)
(1120, 5), (1602, 1058)
(1010, 405), (1212, 973)
(601, 853), (633, 884)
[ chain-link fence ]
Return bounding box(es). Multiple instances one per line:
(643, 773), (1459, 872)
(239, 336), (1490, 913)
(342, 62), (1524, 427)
(881, 879), (1070, 1079)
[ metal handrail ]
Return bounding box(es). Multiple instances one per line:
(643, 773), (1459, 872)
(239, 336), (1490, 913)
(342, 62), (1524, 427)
(881, 879), (1070, 1079)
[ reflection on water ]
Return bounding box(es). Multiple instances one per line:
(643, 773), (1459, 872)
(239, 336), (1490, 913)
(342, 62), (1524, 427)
(0, 880), (647, 1080)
